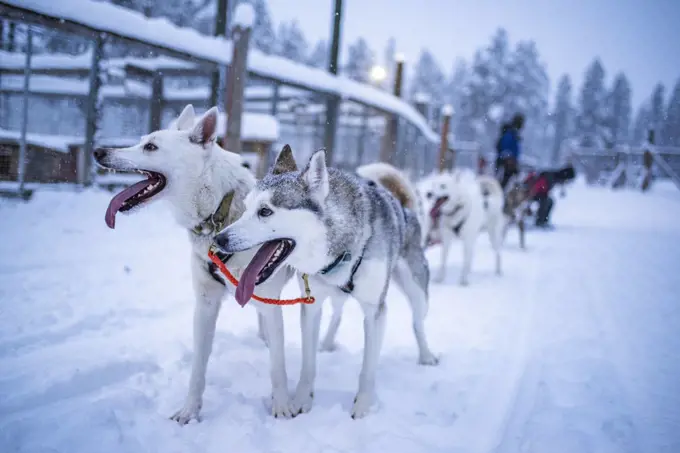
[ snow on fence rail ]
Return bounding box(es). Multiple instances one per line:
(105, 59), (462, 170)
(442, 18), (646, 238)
(0, 0), (439, 143)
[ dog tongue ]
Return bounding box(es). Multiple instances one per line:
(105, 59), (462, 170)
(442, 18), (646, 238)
(105, 179), (153, 229)
(235, 241), (280, 307)
(430, 198), (447, 218)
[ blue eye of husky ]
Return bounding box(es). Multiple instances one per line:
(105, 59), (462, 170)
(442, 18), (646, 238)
(258, 206), (273, 217)
(143, 142), (158, 152)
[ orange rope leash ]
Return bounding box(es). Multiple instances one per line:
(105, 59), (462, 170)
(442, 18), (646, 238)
(207, 248), (315, 306)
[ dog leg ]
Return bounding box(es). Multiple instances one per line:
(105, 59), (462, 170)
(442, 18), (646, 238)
(489, 217), (503, 276)
(320, 294), (347, 352)
(171, 262), (224, 425)
(460, 235), (476, 286)
(392, 260), (439, 365)
(291, 300), (323, 415)
(433, 231), (451, 283)
(257, 304), (292, 418)
(518, 217), (526, 250)
(257, 312), (269, 348)
(352, 300), (387, 419)
(256, 271), (294, 418)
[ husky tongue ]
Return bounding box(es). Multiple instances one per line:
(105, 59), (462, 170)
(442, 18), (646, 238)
(105, 178), (154, 229)
(430, 197), (447, 219)
(235, 241), (281, 307)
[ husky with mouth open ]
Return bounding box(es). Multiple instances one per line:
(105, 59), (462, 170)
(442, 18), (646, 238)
(94, 105), (301, 423)
(213, 148), (439, 418)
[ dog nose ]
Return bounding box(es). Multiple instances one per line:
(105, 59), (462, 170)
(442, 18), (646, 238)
(213, 233), (229, 251)
(93, 148), (107, 161)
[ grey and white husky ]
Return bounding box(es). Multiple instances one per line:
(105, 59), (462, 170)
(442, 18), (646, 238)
(214, 147), (439, 418)
(94, 104), (298, 423)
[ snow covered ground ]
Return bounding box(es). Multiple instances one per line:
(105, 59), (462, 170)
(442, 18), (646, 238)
(1, 179), (679, 453)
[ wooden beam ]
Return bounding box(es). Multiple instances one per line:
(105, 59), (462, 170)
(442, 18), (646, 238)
(83, 33), (104, 186)
(323, 0), (343, 165)
(224, 20), (251, 153)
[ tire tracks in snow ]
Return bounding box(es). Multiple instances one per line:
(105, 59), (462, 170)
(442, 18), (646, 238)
(446, 248), (541, 453)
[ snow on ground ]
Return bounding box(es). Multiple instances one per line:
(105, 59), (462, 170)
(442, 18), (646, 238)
(1, 180), (679, 453)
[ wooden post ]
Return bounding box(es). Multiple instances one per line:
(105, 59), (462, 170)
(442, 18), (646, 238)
(357, 105), (369, 166)
(224, 6), (252, 153)
(323, 0), (343, 165)
(83, 33), (104, 186)
(379, 55), (404, 164)
(210, 0), (229, 107)
(17, 26), (32, 192)
(148, 71), (164, 133)
(438, 105), (453, 172)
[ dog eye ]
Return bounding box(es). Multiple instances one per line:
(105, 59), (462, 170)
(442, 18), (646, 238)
(426, 191), (433, 199)
(258, 206), (273, 218)
(143, 143), (158, 152)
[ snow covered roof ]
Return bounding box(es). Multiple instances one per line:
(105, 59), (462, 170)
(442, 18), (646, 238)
(166, 111), (279, 143)
(3, 0), (437, 143)
(0, 129), (79, 153)
(0, 74), (306, 103)
(0, 50), (195, 73)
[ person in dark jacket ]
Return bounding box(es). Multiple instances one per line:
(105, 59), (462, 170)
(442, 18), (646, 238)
(523, 164), (576, 227)
(496, 114), (525, 189)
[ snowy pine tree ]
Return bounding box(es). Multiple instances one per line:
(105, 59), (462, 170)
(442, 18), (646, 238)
(650, 83), (666, 142)
(607, 73), (632, 145)
(552, 75), (575, 162)
(409, 50), (446, 102)
(632, 103), (652, 145)
(506, 40), (550, 160)
(275, 20), (308, 63)
(458, 29), (511, 144)
(306, 40), (328, 69)
(663, 78), (680, 146)
(246, 0), (276, 54)
(576, 59), (610, 147)
(344, 38), (375, 83)
(382, 37), (396, 89)
(447, 59), (469, 138)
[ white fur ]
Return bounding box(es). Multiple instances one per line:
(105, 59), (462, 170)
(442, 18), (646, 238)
(423, 170), (505, 286)
(219, 154), (438, 418)
(96, 104), (297, 422)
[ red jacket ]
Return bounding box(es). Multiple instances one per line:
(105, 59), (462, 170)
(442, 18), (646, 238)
(524, 172), (549, 197)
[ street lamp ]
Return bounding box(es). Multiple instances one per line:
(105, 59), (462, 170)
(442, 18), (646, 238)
(369, 65), (387, 86)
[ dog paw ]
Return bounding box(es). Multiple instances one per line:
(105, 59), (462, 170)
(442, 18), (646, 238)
(418, 352), (440, 366)
(271, 391), (294, 419)
(290, 388), (314, 415)
(319, 341), (337, 352)
(170, 399), (202, 425)
(351, 392), (375, 419)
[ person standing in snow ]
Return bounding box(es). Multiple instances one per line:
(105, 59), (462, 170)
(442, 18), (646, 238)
(495, 113), (525, 189)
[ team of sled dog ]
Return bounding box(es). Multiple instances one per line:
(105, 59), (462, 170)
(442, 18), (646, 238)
(94, 104), (535, 422)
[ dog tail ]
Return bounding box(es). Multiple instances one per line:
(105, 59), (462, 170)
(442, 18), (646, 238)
(356, 163), (418, 211)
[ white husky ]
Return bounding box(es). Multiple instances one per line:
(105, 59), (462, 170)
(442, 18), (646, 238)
(422, 169), (505, 285)
(94, 105), (302, 423)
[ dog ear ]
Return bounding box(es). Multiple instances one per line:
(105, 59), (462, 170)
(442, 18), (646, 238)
(190, 107), (218, 147)
(301, 149), (329, 201)
(175, 104), (195, 131)
(272, 144), (298, 174)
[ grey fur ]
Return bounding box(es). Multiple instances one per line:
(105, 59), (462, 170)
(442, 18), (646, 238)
(214, 149), (438, 418)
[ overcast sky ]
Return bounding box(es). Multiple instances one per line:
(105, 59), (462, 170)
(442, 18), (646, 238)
(266, 0), (680, 109)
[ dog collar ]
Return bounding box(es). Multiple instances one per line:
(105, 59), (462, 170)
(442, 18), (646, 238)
(320, 251), (352, 275)
(442, 203), (464, 217)
(191, 191), (235, 236)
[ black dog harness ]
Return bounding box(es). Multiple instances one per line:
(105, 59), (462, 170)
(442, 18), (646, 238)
(321, 247), (366, 294)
